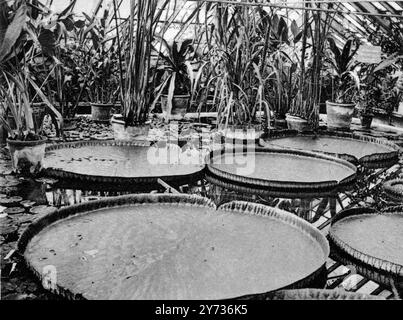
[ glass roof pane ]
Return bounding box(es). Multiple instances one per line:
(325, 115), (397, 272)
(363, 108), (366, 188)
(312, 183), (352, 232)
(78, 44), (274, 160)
(389, 2), (403, 11)
(342, 3), (357, 12)
(50, 0), (98, 14)
(372, 2), (387, 11)
(49, 0), (132, 18)
(342, 14), (367, 33)
(45, 0), (403, 45)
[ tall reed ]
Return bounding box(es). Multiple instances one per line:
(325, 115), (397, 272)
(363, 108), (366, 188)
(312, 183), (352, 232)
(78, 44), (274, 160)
(120, 0), (171, 126)
(289, 1), (339, 127)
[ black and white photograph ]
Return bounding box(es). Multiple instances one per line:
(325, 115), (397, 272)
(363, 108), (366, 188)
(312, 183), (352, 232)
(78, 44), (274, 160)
(1, 0), (403, 305)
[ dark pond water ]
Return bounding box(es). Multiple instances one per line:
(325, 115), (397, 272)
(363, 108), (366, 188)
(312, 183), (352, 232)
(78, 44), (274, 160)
(0, 146), (142, 208)
(14, 179), (172, 208)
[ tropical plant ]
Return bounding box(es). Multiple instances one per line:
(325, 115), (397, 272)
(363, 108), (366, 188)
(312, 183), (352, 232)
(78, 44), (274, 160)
(263, 11), (302, 121)
(289, 4), (339, 126)
(358, 58), (402, 119)
(151, 38), (202, 120)
(0, 1), (27, 65)
(256, 9), (302, 60)
(326, 37), (361, 104)
(202, 4), (272, 129)
(0, 68), (61, 141)
(85, 8), (120, 105)
(357, 86), (380, 116)
(52, 38), (88, 118)
(381, 75), (402, 121)
(177, 47), (208, 111)
(114, 0), (172, 127)
(1, 0), (84, 127)
(38, 1), (91, 120)
(356, 62), (381, 116)
(267, 51), (299, 119)
(368, 19), (403, 57)
(153, 38), (196, 96)
(367, 20), (403, 95)
(0, 1), (62, 138)
(7, 0), (105, 124)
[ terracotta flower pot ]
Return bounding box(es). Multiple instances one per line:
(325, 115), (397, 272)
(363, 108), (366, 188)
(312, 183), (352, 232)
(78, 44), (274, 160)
(63, 118), (79, 131)
(91, 103), (114, 122)
(326, 101), (356, 130)
(111, 114), (150, 141)
(160, 95), (190, 121)
(7, 137), (47, 175)
(217, 123), (264, 142)
(285, 114), (312, 132)
(274, 115), (288, 129)
(360, 113), (373, 129)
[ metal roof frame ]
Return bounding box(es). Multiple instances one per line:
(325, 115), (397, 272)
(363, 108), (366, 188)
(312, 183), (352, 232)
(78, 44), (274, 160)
(189, 0), (403, 46)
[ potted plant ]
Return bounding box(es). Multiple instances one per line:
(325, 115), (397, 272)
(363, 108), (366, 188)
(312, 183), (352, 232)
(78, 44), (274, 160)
(55, 43), (88, 129)
(22, 0), (88, 133)
(86, 8), (119, 122)
(382, 75), (402, 125)
(367, 19), (403, 96)
(357, 57), (401, 128)
(357, 87), (377, 129)
(325, 37), (361, 130)
(204, 5), (272, 139)
(268, 51), (299, 129)
(111, 0), (171, 140)
(258, 12), (301, 129)
(0, 2), (62, 173)
(287, 7), (335, 132)
(152, 38), (196, 122)
(52, 25), (89, 129)
(356, 63), (381, 129)
(0, 70), (61, 175)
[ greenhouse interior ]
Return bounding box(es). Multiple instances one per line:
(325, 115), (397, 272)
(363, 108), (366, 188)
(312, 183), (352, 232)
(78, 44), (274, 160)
(1, 0), (403, 302)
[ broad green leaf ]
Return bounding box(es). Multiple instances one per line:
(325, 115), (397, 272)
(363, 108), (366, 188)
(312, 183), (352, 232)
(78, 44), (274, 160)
(166, 72), (176, 123)
(63, 17), (75, 32)
(0, 4), (27, 63)
(28, 77), (63, 124)
(74, 20), (85, 29)
(59, 0), (77, 20)
(38, 29), (56, 52)
(374, 55), (403, 73)
(291, 20), (299, 37)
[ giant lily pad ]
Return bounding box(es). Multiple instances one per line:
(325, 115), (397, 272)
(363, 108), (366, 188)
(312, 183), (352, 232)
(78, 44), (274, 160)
(262, 131), (399, 169)
(18, 195), (329, 300)
(264, 289), (385, 300)
(383, 179), (403, 202)
(42, 141), (204, 188)
(206, 148), (357, 198)
(329, 207), (403, 289)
